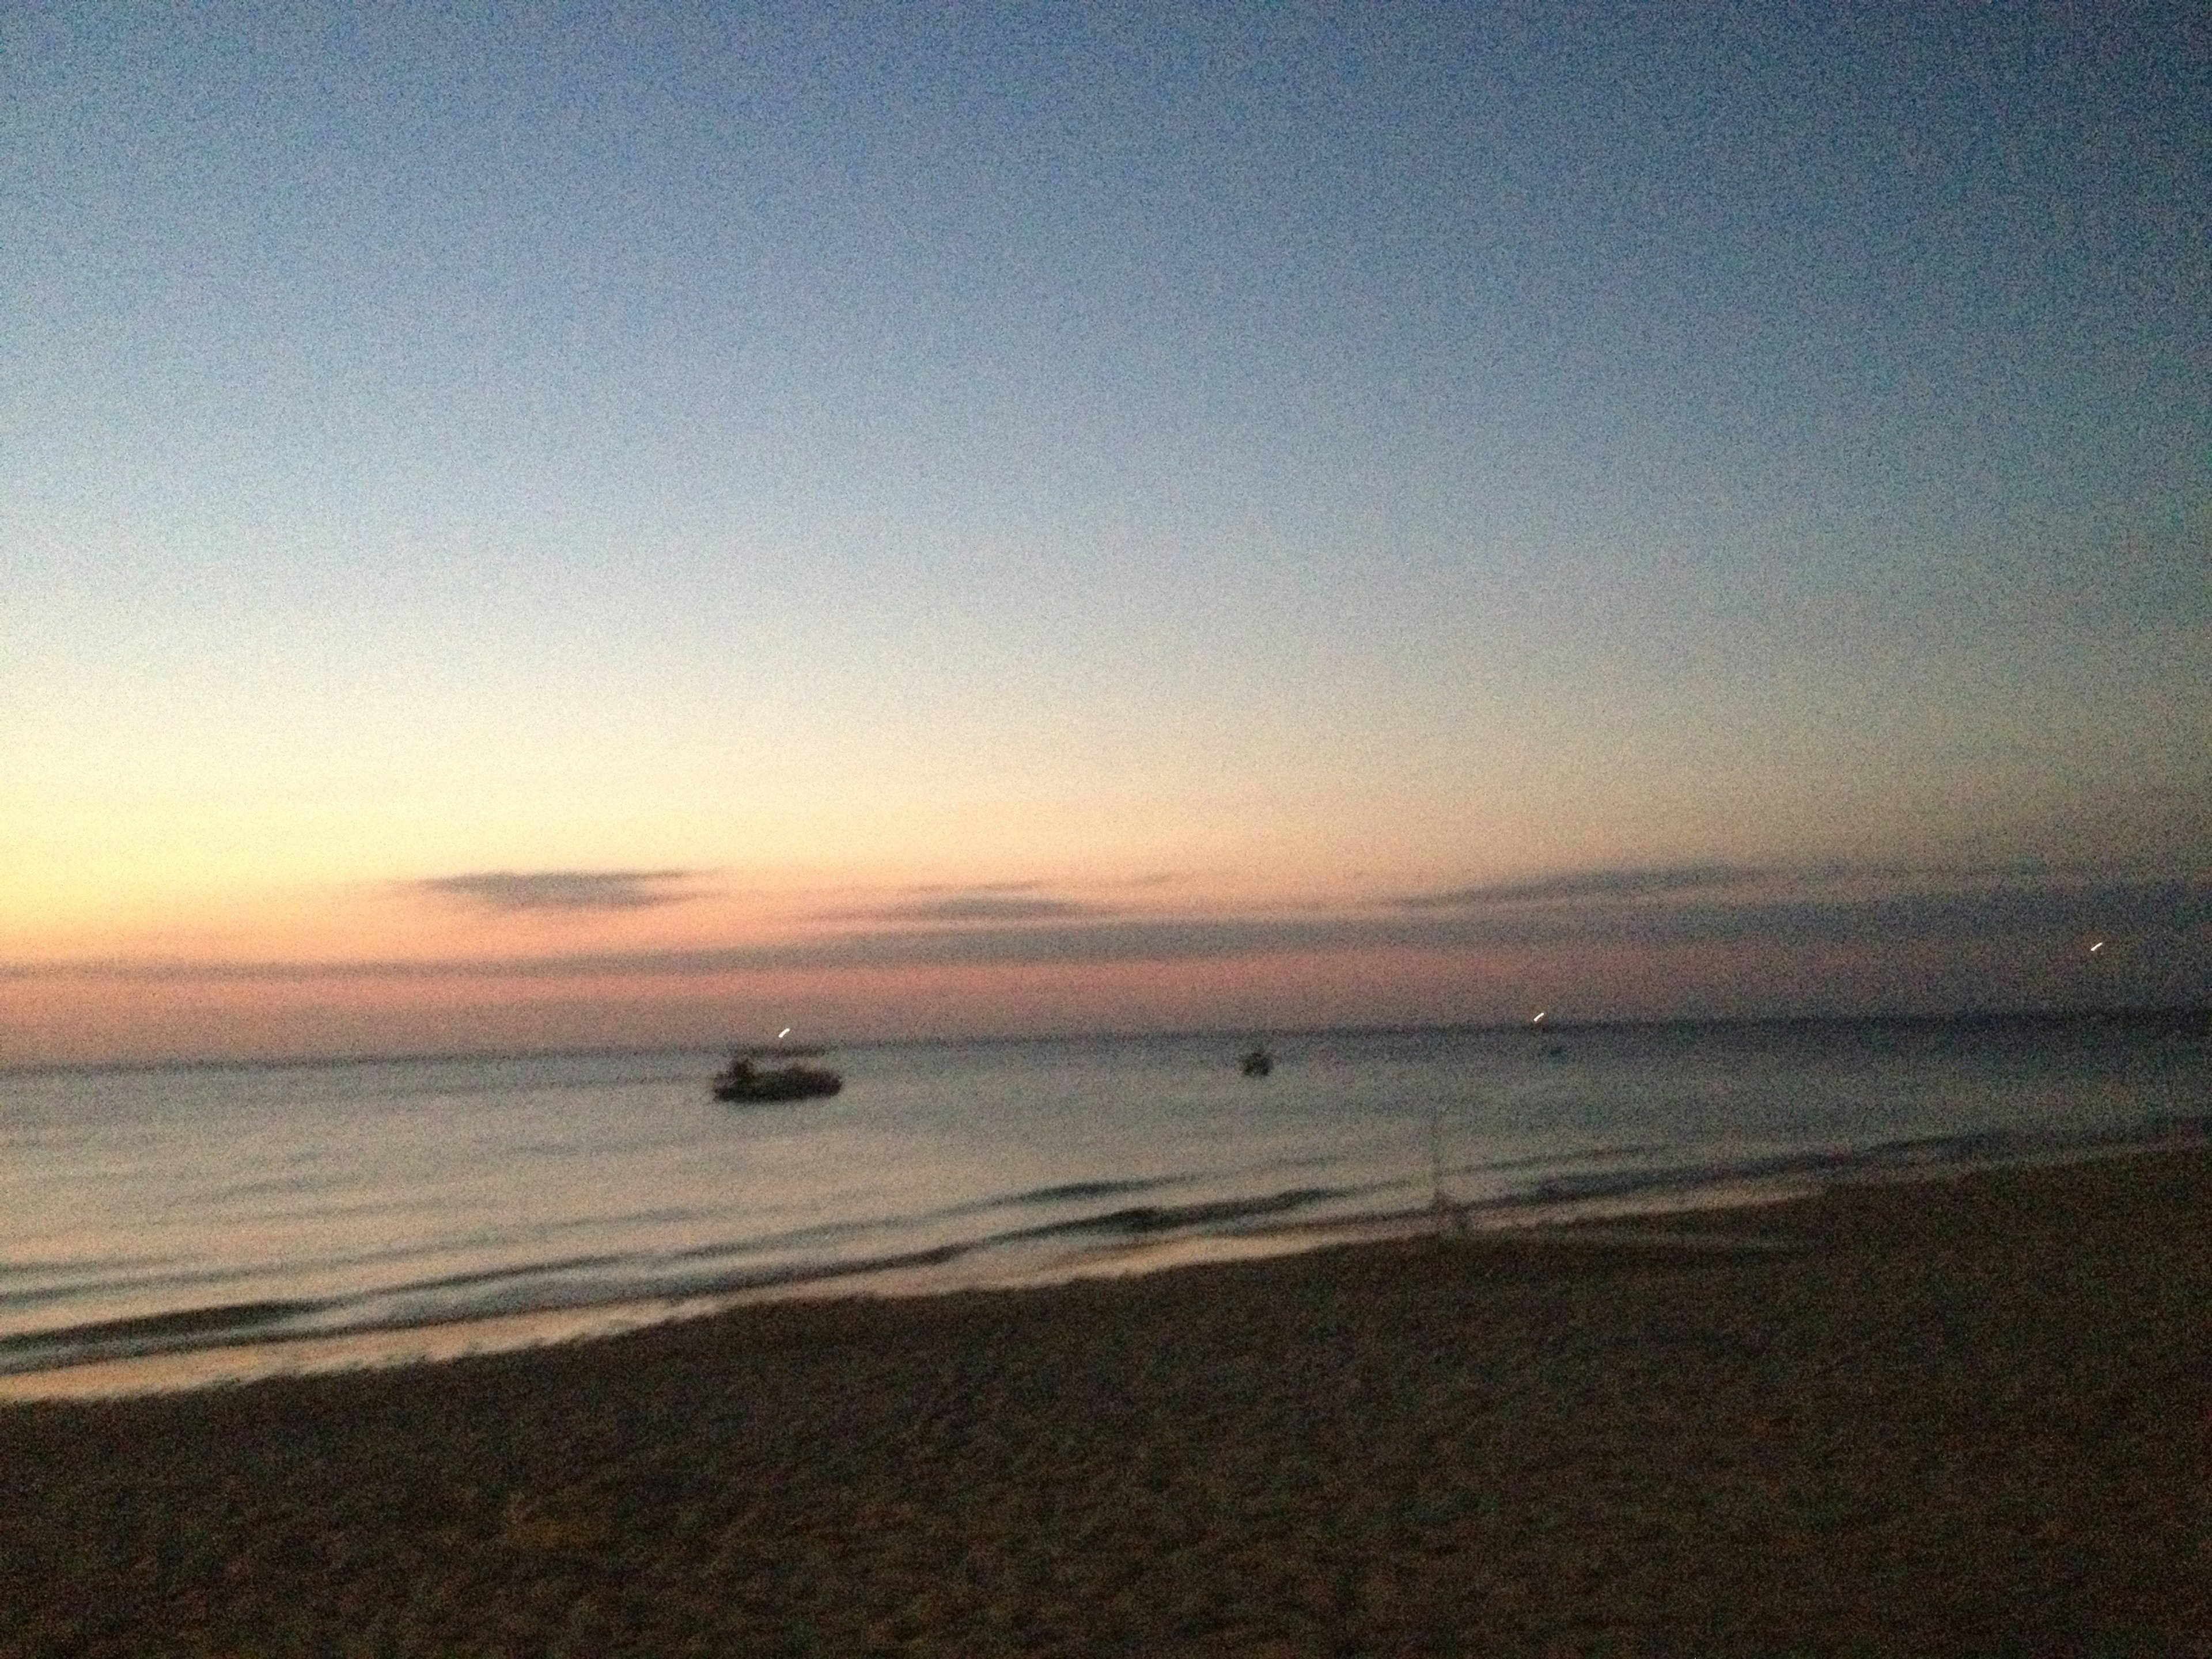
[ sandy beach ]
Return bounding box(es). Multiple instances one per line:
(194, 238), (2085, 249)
(2, 1147), (2207, 1656)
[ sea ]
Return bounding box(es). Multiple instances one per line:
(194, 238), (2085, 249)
(3, 1010), (2207, 1399)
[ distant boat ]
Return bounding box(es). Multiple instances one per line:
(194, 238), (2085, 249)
(1240, 1045), (1274, 1077)
(713, 1051), (843, 1103)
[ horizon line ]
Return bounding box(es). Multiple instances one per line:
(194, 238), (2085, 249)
(6, 1001), (2205, 1081)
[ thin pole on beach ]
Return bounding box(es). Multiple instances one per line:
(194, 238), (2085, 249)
(1429, 1100), (1470, 1236)
(1428, 1102), (1449, 1234)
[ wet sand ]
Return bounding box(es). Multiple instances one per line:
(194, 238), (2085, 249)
(2, 1149), (2207, 1656)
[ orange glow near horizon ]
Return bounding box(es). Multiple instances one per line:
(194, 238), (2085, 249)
(5, 918), (2165, 1069)
(5, 811), (2202, 1068)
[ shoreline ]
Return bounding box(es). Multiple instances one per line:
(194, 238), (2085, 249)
(5, 1143), (2207, 1651)
(6, 1121), (2206, 1403)
(3, 1145), (2208, 1650)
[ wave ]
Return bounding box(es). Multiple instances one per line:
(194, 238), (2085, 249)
(9, 1109), (2206, 1385)
(0, 1259), (313, 1314)
(1001, 1177), (1168, 1206)
(0, 1179), (1372, 1377)
(1479, 1113), (2212, 1212)
(0, 1300), (323, 1369)
(1467, 1143), (1675, 1176)
(1003, 1186), (1361, 1241)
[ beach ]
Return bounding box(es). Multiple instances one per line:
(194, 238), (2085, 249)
(2, 1147), (2207, 1656)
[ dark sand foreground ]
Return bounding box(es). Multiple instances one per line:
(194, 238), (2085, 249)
(3, 1152), (2209, 1657)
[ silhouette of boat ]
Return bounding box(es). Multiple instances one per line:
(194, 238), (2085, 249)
(712, 1051), (843, 1103)
(1240, 1045), (1274, 1077)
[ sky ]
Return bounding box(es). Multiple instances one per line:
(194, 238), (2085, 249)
(5, 1), (2209, 1064)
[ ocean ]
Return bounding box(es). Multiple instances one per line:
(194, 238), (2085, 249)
(3, 1011), (2206, 1398)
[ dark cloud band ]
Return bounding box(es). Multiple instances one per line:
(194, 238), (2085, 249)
(1400, 865), (1758, 908)
(8, 872), (2206, 987)
(840, 896), (1108, 924)
(410, 870), (703, 912)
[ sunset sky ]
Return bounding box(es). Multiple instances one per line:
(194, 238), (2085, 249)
(6, 3), (2208, 1064)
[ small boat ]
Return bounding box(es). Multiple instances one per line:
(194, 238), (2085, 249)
(712, 1051), (843, 1103)
(1240, 1045), (1274, 1077)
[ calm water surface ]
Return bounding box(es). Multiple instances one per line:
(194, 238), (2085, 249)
(3, 1013), (2206, 1393)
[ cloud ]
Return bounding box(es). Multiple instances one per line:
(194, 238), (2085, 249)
(826, 879), (1119, 924)
(410, 870), (703, 913)
(11, 870), (2207, 988)
(1680, 874), (2212, 950)
(903, 880), (1048, 895)
(853, 895), (1110, 924)
(1400, 865), (1760, 908)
